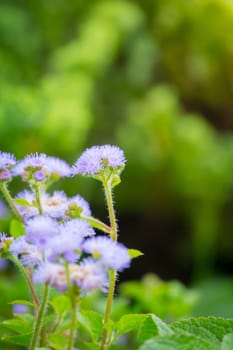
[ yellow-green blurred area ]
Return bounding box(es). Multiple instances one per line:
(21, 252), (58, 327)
(0, 0), (233, 320)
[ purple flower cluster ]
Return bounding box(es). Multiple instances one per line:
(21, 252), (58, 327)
(0, 145), (130, 295)
(13, 153), (71, 184)
(9, 215), (130, 293)
(15, 190), (91, 220)
(72, 145), (126, 177)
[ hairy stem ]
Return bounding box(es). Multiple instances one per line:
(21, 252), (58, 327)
(100, 178), (118, 349)
(9, 256), (40, 308)
(0, 182), (23, 222)
(103, 179), (117, 241)
(35, 185), (43, 215)
(29, 283), (49, 350)
(65, 264), (77, 350)
(100, 269), (117, 350)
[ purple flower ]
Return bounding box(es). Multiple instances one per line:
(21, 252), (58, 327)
(10, 236), (42, 267)
(33, 260), (108, 294)
(33, 262), (68, 291)
(0, 151), (16, 181)
(14, 153), (71, 183)
(45, 157), (71, 178)
(82, 236), (131, 271)
(60, 219), (95, 239)
(72, 258), (108, 293)
(0, 170), (11, 180)
(25, 216), (59, 248)
(15, 190), (68, 220)
(34, 170), (46, 182)
(12, 304), (28, 314)
(0, 152), (16, 169)
(72, 145), (126, 176)
(66, 194), (92, 218)
(45, 219), (95, 263)
(14, 153), (47, 174)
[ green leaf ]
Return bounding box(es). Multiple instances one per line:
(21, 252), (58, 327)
(137, 314), (172, 344)
(49, 295), (70, 315)
(78, 310), (103, 342)
(9, 300), (35, 308)
(9, 219), (25, 238)
(49, 333), (68, 349)
(14, 198), (33, 206)
(1, 314), (34, 334)
(171, 317), (233, 345)
(116, 314), (147, 338)
(85, 342), (100, 350)
(128, 249), (144, 259)
(139, 335), (218, 350)
(1, 333), (32, 346)
(221, 334), (233, 350)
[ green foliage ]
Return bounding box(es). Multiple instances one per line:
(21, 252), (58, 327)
(139, 316), (233, 350)
(120, 274), (197, 321)
(78, 310), (104, 343)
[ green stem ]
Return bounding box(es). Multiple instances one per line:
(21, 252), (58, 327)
(51, 313), (64, 333)
(0, 182), (23, 222)
(29, 283), (49, 350)
(65, 264), (77, 350)
(81, 215), (111, 234)
(100, 178), (118, 349)
(35, 185), (43, 215)
(103, 179), (117, 241)
(100, 270), (117, 350)
(9, 255), (40, 308)
(1, 183), (41, 310)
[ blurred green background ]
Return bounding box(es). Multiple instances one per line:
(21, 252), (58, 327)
(0, 0), (233, 319)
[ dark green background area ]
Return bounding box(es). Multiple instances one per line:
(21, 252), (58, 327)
(0, 0), (233, 285)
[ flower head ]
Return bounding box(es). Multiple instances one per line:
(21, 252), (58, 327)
(72, 145), (126, 177)
(15, 190), (68, 220)
(45, 156), (71, 179)
(82, 236), (131, 271)
(13, 153), (70, 184)
(60, 219), (95, 239)
(25, 216), (59, 248)
(33, 260), (108, 294)
(0, 151), (16, 181)
(10, 236), (42, 267)
(66, 194), (92, 218)
(45, 219), (95, 263)
(13, 153), (48, 182)
(72, 258), (108, 293)
(33, 262), (67, 291)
